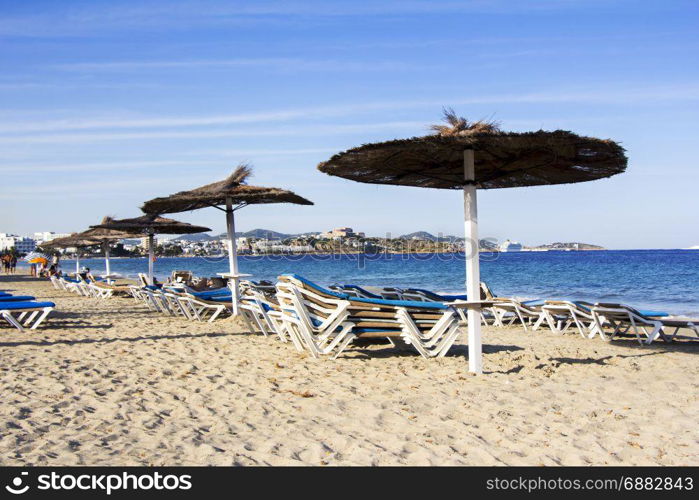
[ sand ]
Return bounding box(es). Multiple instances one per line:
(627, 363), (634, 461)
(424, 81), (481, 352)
(0, 272), (697, 466)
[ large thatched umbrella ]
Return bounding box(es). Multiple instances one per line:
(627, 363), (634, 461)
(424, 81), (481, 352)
(42, 233), (101, 274)
(318, 110), (627, 373)
(141, 165), (313, 315)
(80, 217), (143, 279)
(91, 214), (211, 285)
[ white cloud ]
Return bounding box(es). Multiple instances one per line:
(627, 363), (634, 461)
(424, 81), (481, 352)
(0, 84), (697, 139)
(53, 58), (414, 73)
(0, 121), (426, 145)
(0, 1), (611, 37)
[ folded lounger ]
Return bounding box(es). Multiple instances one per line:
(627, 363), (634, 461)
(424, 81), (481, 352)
(329, 284), (404, 300)
(0, 301), (55, 331)
(656, 318), (699, 342)
(489, 298), (546, 331)
(589, 303), (670, 344)
(277, 274), (461, 359)
(539, 300), (599, 338)
(238, 289), (289, 342)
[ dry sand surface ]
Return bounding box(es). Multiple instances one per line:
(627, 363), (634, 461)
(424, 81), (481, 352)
(0, 273), (697, 466)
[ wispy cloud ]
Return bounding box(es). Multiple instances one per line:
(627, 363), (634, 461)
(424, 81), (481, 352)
(0, 1), (612, 38)
(0, 150), (339, 174)
(0, 178), (169, 200)
(0, 121), (426, 145)
(53, 58), (415, 73)
(0, 84), (697, 140)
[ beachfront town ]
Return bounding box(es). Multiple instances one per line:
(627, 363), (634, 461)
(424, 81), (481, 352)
(0, 228), (602, 257)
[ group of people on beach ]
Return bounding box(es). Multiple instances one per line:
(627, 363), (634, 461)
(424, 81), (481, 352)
(1, 253), (17, 274)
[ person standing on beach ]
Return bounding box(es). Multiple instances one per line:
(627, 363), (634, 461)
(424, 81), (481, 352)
(29, 262), (36, 277)
(9, 255), (16, 274)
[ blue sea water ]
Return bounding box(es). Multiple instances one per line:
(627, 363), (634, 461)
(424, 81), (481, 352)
(46, 250), (699, 316)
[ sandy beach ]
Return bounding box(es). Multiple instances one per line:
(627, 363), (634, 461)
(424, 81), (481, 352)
(0, 272), (697, 466)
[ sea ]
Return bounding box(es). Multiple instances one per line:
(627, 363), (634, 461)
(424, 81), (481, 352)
(35, 250), (699, 317)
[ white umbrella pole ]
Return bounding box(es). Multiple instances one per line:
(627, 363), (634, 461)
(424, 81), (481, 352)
(225, 196), (240, 316)
(104, 243), (111, 278)
(463, 149), (482, 374)
(148, 233), (155, 285)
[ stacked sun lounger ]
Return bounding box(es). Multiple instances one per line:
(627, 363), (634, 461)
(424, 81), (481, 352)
(261, 274), (465, 359)
(127, 282), (231, 323)
(0, 290), (55, 331)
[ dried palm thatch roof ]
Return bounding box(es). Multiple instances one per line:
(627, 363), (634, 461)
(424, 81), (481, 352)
(318, 109), (627, 189)
(141, 164), (314, 214)
(80, 216), (144, 241)
(42, 233), (101, 249)
(91, 214), (211, 235)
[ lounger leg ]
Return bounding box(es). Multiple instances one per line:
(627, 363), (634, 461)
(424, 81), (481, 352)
(30, 308), (53, 329)
(2, 312), (25, 332)
(208, 307), (225, 323)
(23, 311), (39, 326)
(239, 311), (256, 333)
(531, 313), (546, 331)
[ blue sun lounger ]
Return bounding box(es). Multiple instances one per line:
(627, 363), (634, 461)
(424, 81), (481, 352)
(1, 301), (56, 331)
(0, 296), (37, 302)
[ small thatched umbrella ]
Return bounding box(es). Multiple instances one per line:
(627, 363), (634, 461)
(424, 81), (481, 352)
(318, 110), (627, 373)
(141, 165), (313, 315)
(43, 233), (101, 274)
(80, 217), (143, 279)
(91, 214), (211, 285)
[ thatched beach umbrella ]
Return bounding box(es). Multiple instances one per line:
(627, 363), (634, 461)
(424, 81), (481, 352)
(318, 110), (627, 373)
(81, 217), (143, 278)
(43, 233), (101, 274)
(141, 165), (313, 315)
(91, 214), (211, 285)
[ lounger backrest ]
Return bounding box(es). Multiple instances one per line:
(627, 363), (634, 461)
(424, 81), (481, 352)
(480, 282), (496, 300)
(278, 274), (451, 318)
(276, 277), (345, 321)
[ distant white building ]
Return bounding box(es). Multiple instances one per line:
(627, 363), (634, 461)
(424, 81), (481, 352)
(140, 237), (158, 250)
(34, 231), (70, 244)
(319, 227), (365, 239)
(499, 240), (523, 252)
(0, 233), (37, 253)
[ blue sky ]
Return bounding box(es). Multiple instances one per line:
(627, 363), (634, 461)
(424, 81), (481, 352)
(0, 0), (697, 248)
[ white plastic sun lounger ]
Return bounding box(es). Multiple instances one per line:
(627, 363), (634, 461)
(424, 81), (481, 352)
(489, 298), (546, 331)
(1, 301), (55, 331)
(278, 274), (463, 359)
(276, 280), (355, 358)
(539, 300), (600, 338)
(239, 291), (289, 342)
(590, 303), (671, 344)
(179, 295), (228, 322)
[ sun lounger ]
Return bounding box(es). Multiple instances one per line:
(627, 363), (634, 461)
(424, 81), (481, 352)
(239, 288), (290, 342)
(49, 275), (63, 289)
(539, 300), (599, 338)
(180, 294), (228, 322)
(0, 295), (36, 302)
(590, 303), (670, 344)
(656, 318), (699, 342)
(329, 284), (404, 300)
(278, 274), (462, 359)
(0, 301), (55, 331)
(489, 298), (546, 331)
